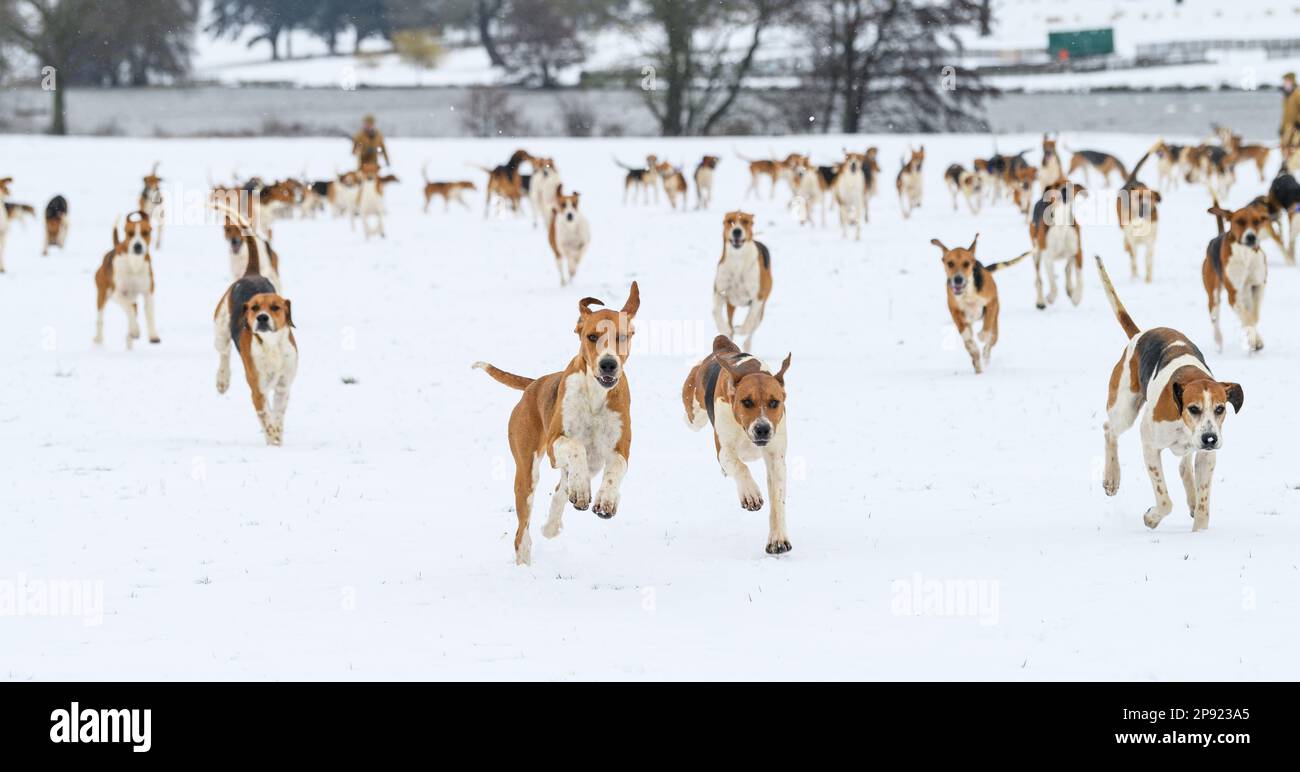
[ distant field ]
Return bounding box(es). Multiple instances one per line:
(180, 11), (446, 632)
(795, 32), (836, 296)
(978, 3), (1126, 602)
(0, 87), (1287, 140)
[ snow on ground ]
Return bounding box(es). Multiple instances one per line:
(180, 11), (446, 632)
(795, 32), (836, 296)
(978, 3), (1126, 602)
(1, 131), (1298, 680)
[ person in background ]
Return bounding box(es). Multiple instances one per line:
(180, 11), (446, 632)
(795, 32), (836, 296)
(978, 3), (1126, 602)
(352, 114), (390, 168)
(1281, 72), (1300, 152)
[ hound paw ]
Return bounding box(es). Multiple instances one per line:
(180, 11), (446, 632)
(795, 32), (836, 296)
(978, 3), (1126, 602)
(216, 369), (230, 394)
(592, 489), (619, 519)
(566, 481), (591, 511)
(1142, 507), (1166, 529)
(765, 538), (792, 555)
(1191, 516), (1209, 533)
(737, 481), (764, 511)
(1102, 475), (1119, 496)
(1035, 302), (1047, 311)
(541, 519), (563, 539)
(149, 337), (161, 344)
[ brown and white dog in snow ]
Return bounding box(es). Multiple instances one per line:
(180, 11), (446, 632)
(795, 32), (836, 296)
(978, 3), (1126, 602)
(789, 159), (828, 227)
(1066, 148), (1127, 187)
(1039, 133), (1064, 187)
(694, 155), (720, 209)
(1214, 125), (1271, 182)
(420, 164), (476, 214)
(94, 212), (160, 349)
(616, 155), (660, 205)
(1116, 150), (1162, 283)
(1151, 139), (1188, 191)
(658, 161), (690, 210)
(735, 148), (783, 199)
(1028, 180), (1087, 309)
(833, 151), (869, 239)
(473, 149), (532, 216)
(547, 186), (590, 286)
(944, 164), (982, 215)
(896, 146), (925, 218)
(1202, 198), (1271, 352)
(43, 195), (69, 256)
(139, 162), (165, 249)
(211, 205), (297, 446)
(932, 234), (1028, 374)
(355, 161), (397, 239)
(0, 177), (36, 273)
(473, 283), (641, 566)
(682, 335), (793, 555)
(1096, 254), (1243, 533)
(528, 156), (562, 228)
(713, 211), (773, 350)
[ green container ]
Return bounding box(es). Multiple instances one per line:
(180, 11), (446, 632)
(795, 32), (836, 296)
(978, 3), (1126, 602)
(1047, 28), (1115, 59)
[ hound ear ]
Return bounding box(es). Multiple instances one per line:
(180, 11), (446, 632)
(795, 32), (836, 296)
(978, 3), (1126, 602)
(621, 281), (640, 318)
(577, 297), (604, 317)
(774, 353), (792, 385)
(284, 299), (295, 329)
(1222, 382), (1244, 414)
(1152, 191), (1163, 203)
(930, 238), (949, 252)
(1172, 381), (1186, 412)
(968, 233), (979, 253)
(1207, 206), (1232, 219)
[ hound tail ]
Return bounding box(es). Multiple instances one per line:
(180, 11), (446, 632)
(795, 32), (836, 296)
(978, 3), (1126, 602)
(983, 251), (1030, 273)
(1123, 149), (1154, 186)
(612, 156), (638, 171)
(1210, 194), (1225, 235)
(472, 362), (534, 390)
(1094, 255), (1140, 339)
(422, 161), (431, 185)
(466, 163), (495, 174)
(209, 202), (263, 278)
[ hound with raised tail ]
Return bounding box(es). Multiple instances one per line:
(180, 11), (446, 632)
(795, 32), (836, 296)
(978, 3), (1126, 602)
(473, 283), (640, 566)
(43, 195), (68, 256)
(1066, 148), (1127, 186)
(932, 234), (1028, 373)
(1116, 149), (1161, 283)
(139, 163), (165, 249)
(94, 212), (160, 349)
(1028, 180), (1087, 309)
(735, 148), (782, 199)
(896, 146), (925, 218)
(1096, 254), (1243, 533)
(420, 163), (476, 213)
(547, 186), (590, 286)
(1261, 169), (1300, 264)
(713, 211), (772, 350)
(944, 164), (982, 215)
(615, 155), (659, 205)
(694, 155), (719, 209)
(1203, 199), (1271, 352)
(211, 204), (297, 446)
(682, 335), (793, 555)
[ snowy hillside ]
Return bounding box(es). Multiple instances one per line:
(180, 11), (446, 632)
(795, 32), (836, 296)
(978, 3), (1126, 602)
(190, 0), (1300, 92)
(1, 132), (1298, 679)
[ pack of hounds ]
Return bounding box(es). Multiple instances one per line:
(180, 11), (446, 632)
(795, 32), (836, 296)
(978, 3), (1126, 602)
(2, 126), (1298, 566)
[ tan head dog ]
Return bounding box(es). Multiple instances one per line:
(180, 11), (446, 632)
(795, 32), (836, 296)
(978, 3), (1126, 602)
(682, 335), (793, 554)
(1202, 199), (1272, 351)
(713, 211), (773, 350)
(1096, 255), (1243, 533)
(932, 234), (1028, 373)
(139, 162), (165, 249)
(473, 283), (641, 565)
(1028, 180), (1087, 309)
(94, 211), (160, 349)
(547, 186), (590, 286)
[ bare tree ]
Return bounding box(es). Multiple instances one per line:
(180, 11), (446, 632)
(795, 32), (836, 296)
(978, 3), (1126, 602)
(633, 0), (786, 136)
(475, 0), (507, 67)
(497, 0), (584, 87)
(801, 0), (995, 134)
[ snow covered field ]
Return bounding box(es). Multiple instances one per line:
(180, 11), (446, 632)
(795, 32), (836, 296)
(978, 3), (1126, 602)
(1, 132), (1298, 680)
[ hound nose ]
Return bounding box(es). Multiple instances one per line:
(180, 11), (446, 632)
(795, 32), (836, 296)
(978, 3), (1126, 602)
(1243, 233), (1257, 247)
(132, 243), (144, 254)
(566, 212), (574, 221)
(1201, 433), (1219, 449)
(598, 357), (618, 375)
(257, 313), (270, 325)
(753, 422), (772, 440)
(952, 275), (965, 285)
(731, 228), (742, 240)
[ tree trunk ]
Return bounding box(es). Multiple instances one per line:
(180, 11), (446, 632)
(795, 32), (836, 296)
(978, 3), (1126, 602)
(50, 79), (67, 136)
(477, 1), (506, 67)
(979, 0), (992, 37)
